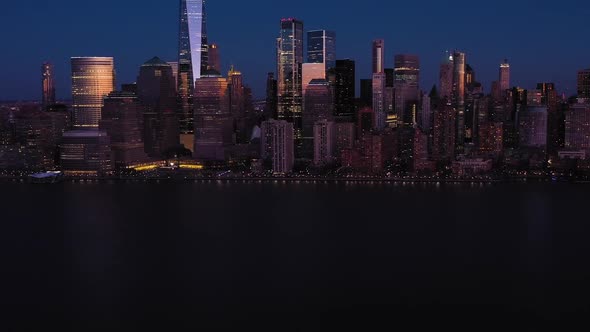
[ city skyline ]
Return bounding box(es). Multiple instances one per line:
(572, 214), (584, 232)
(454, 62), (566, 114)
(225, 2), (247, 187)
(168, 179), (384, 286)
(2, 0), (590, 101)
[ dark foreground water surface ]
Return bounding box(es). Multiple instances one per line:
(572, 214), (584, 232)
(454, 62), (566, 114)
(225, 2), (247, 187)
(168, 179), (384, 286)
(1, 182), (590, 331)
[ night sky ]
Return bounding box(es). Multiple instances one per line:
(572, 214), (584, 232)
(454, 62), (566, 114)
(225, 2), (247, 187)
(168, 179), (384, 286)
(1, 0), (589, 100)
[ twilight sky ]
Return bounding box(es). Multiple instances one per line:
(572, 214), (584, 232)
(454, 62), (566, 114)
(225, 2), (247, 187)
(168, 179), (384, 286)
(1, 0), (589, 100)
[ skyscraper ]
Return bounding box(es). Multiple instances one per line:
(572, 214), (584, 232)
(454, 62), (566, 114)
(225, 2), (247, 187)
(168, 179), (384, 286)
(193, 71), (232, 161)
(334, 59), (355, 118)
(372, 72), (386, 130)
(41, 62), (55, 110)
(394, 54), (420, 126)
(178, 0), (208, 140)
(313, 119), (336, 166)
(277, 18), (304, 134)
(260, 119), (294, 174)
(500, 59), (510, 96)
(265, 73), (278, 120)
(453, 51), (466, 152)
(307, 30), (336, 73)
(71, 57), (115, 128)
(519, 106), (548, 150)
(372, 40), (385, 74)
(578, 69), (590, 99)
(565, 103), (590, 157)
(208, 43), (221, 73)
(439, 53), (454, 101)
(99, 91), (147, 169)
(137, 57), (179, 157)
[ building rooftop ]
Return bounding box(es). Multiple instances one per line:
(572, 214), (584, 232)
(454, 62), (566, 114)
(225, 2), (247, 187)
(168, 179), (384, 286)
(142, 56), (170, 67)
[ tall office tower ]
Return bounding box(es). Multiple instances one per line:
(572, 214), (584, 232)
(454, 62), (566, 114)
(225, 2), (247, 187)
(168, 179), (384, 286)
(519, 106), (548, 150)
(307, 30), (336, 72)
(452, 51), (466, 152)
(302, 63), (326, 94)
(479, 122), (504, 156)
(277, 18), (304, 135)
(313, 119), (336, 166)
(60, 130), (113, 176)
(439, 52), (454, 100)
(360, 79), (373, 107)
(432, 102), (456, 162)
(99, 92), (147, 169)
(193, 72), (232, 161)
(394, 54), (420, 126)
(372, 39), (385, 74)
(260, 119), (294, 174)
(208, 43), (221, 73)
(41, 62), (56, 110)
(499, 59), (510, 95)
(178, 0), (208, 142)
(334, 122), (355, 160)
(71, 57), (115, 128)
(137, 57), (179, 157)
(265, 72), (278, 120)
(334, 59), (355, 118)
(228, 66), (247, 143)
(302, 79), (334, 158)
(538, 83), (560, 156)
(577, 69), (590, 99)
(565, 103), (590, 157)
(372, 72), (386, 130)
(167, 61), (179, 91)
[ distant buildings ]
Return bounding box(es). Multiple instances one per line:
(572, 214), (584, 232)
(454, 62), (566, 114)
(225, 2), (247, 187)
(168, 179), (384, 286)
(333, 59), (355, 118)
(519, 106), (548, 150)
(71, 57), (115, 128)
(372, 39), (385, 74)
(307, 30), (336, 73)
(208, 43), (221, 73)
(500, 59), (511, 95)
(394, 54), (420, 126)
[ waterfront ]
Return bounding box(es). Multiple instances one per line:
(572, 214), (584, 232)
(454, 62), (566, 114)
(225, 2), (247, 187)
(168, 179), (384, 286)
(2, 182), (590, 330)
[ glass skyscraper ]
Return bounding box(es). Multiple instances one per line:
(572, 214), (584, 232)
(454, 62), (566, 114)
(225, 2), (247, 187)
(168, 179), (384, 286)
(178, 0), (208, 138)
(277, 18), (304, 135)
(71, 57), (115, 128)
(307, 30), (336, 72)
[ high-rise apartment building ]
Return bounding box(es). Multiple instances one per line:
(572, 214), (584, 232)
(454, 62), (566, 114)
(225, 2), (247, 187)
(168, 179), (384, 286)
(372, 40), (385, 74)
(71, 57), (115, 128)
(313, 119), (336, 166)
(394, 54), (420, 126)
(499, 59), (510, 95)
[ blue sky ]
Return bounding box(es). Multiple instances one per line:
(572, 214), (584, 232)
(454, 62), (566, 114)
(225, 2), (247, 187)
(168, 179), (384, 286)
(1, 0), (589, 100)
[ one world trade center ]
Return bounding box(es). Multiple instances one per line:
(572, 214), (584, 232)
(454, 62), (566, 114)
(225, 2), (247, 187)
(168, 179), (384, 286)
(178, 0), (209, 142)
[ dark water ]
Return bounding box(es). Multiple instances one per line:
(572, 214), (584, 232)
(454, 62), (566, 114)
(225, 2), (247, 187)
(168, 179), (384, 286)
(1, 182), (590, 331)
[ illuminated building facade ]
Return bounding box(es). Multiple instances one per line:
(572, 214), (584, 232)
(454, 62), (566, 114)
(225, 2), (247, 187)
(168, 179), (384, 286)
(60, 130), (113, 176)
(452, 51), (466, 152)
(208, 43), (220, 73)
(500, 59), (510, 95)
(372, 72), (386, 130)
(519, 106), (548, 149)
(313, 119), (336, 166)
(578, 69), (590, 99)
(565, 103), (590, 158)
(71, 57), (115, 128)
